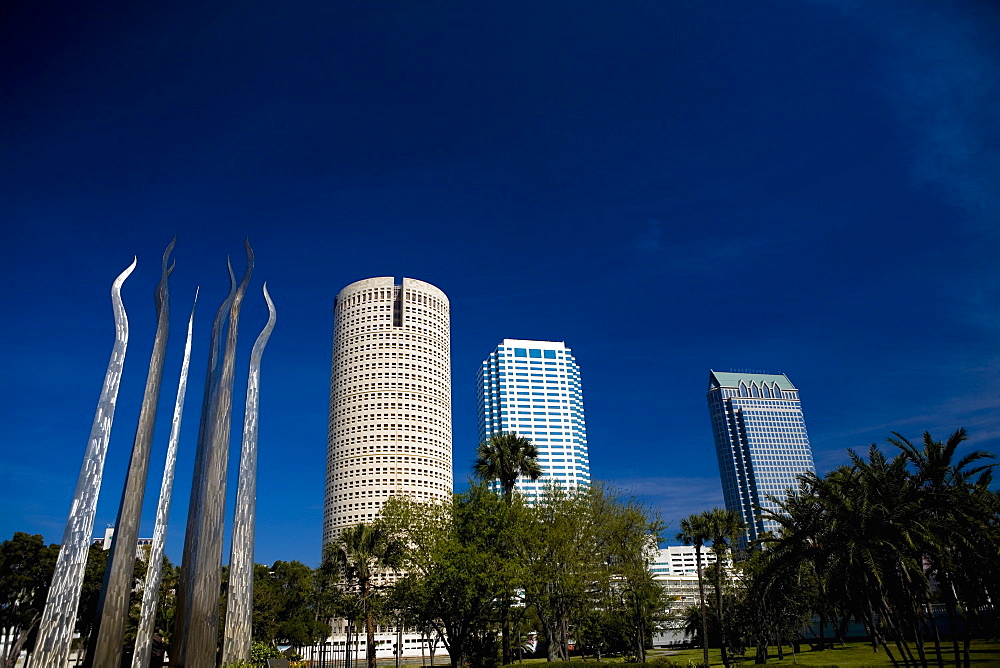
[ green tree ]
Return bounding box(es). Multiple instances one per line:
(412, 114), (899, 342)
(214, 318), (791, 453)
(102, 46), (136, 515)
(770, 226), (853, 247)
(703, 508), (745, 668)
(676, 513), (711, 667)
(521, 485), (599, 662)
(472, 431), (541, 665)
(0, 532), (58, 664)
(331, 523), (405, 668)
(379, 496), (457, 667)
(473, 432), (542, 503)
(523, 484), (664, 663)
(589, 487), (664, 663)
(756, 473), (839, 653)
(890, 428), (998, 666)
(382, 487), (515, 668)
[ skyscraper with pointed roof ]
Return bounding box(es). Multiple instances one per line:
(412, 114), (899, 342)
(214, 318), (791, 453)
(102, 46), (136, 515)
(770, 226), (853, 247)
(707, 370), (815, 544)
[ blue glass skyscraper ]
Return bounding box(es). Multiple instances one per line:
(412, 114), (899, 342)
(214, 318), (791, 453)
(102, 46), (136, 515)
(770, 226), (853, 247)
(707, 371), (815, 543)
(478, 339), (591, 501)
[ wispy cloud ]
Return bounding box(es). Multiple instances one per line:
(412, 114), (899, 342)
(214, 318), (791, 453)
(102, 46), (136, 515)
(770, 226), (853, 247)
(813, 370), (1000, 473)
(842, 2), (1000, 230)
(634, 219), (665, 253)
(608, 475), (725, 533)
(631, 218), (773, 274)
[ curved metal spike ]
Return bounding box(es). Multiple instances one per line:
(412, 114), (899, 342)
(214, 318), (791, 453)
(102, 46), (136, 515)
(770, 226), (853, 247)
(88, 242), (175, 668)
(179, 241), (254, 666)
(174, 261), (238, 666)
(32, 258), (137, 668)
(133, 288), (198, 668)
(222, 282), (276, 664)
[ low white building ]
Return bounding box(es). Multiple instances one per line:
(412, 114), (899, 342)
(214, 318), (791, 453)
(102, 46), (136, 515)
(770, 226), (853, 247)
(651, 546), (732, 647)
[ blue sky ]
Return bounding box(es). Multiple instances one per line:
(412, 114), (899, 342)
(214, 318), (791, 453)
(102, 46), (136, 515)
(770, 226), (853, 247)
(2, 1), (998, 566)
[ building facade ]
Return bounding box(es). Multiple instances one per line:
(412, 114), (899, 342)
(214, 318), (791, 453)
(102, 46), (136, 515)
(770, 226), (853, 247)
(650, 546), (731, 647)
(651, 546), (724, 611)
(324, 277), (453, 546)
(707, 371), (815, 544)
(477, 339), (591, 502)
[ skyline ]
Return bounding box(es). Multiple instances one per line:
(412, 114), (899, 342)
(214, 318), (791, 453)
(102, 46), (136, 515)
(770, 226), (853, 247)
(2, 1), (998, 566)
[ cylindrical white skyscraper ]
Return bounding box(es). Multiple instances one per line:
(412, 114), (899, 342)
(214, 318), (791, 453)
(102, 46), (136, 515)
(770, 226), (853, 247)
(324, 277), (452, 546)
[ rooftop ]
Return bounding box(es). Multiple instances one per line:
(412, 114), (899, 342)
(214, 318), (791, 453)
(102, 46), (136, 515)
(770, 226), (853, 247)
(709, 370), (797, 391)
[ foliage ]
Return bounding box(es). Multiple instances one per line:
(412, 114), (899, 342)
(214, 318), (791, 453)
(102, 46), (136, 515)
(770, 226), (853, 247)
(249, 560), (330, 648)
(382, 481), (665, 667)
(472, 431), (543, 664)
(222, 640), (284, 668)
(0, 535), (181, 665)
(386, 485), (516, 668)
(250, 639), (282, 661)
(676, 513), (711, 667)
(0, 532), (59, 661)
(732, 428), (999, 668)
(701, 508), (745, 668)
(473, 431), (543, 503)
(328, 522), (405, 668)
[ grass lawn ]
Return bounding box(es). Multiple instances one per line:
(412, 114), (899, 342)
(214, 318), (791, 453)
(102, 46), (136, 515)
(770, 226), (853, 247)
(652, 640), (1000, 666)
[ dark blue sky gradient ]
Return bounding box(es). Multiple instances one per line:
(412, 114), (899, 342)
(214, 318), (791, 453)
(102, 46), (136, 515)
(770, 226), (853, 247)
(2, 1), (998, 565)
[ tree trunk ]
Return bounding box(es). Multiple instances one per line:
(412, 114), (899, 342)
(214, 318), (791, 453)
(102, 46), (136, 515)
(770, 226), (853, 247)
(502, 600), (511, 665)
(713, 560), (729, 668)
(346, 621), (354, 668)
(545, 619), (561, 663)
(755, 643), (766, 664)
(926, 603), (945, 668)
(447, 636), (464, 668)
(911, 616), (928, 668)
(5, 620), (37, 668)
(695, 546), (709, 668)
(364, 579), (377, 668)
(837, 614), (849, 646)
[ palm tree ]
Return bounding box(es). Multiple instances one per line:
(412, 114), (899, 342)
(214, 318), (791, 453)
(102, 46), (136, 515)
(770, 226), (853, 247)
(889, 428), (997, 666)
(833, 445), (924, 666)
(331, 523), (405, 668)
(677, 513), (711, 667)
(758, 473), (838, 652)
(703, 508), (745, 668)
(473, 432), (543, 504)
(473, 432), (541, 665)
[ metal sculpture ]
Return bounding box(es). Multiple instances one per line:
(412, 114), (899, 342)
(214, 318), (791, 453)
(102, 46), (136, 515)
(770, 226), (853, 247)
(175, 240), (253, 666)
(173, 264), (236, 667)
(30, 258), (137, 668)
(132, 288), (198, 668)
(86, 241), (175, 668)
(222, 283), (277, 664)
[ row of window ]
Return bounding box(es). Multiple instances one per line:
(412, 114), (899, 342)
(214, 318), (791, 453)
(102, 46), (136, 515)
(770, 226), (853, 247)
(337, 330), (450, 352)
(330, 399), (449, 414)
(328, 466), (450, 481)
(328, 478), (452, 491)
(336, 286), (447, 312)
(331, 379), (449, 394)
(337, 341), (448, 360)
(329, 434), (451, 450)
